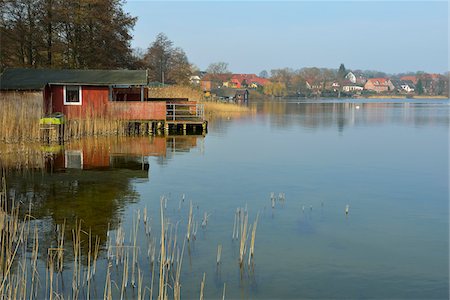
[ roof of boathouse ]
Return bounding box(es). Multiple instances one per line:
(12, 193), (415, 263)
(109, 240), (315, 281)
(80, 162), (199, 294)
(0, 68), (148, 90)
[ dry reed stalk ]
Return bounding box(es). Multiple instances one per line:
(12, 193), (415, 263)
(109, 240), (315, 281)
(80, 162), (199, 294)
(30, 224), (39, 299)
(201, 211), (210, 228)
(120, 251), (128, 299)
(222, 282), (226, 300)
(137, 267), (143, 300)
(248, 213), (259, 267)
(173, 237), (186, 300)
(103, 262), (112, 300)
(92, 236), (100, 277)
(186, 201), (193, 241)
(199, 272), (206, 300)
(131, 215), (139, 288)
(57, 220), (65, 273)
(216, 244), (222, 265)
(158, 197), (166, 300)
(149, 256), (155, 300)
(71, 220), (82, 299)
(239, 212), (249, 267)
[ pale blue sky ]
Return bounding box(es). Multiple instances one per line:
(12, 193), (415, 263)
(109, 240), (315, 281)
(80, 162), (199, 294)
(125, 1), (449, 74)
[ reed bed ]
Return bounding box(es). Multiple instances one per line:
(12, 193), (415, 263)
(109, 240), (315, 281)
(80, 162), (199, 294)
(202, 101), (254, 119)
(0, 92), (43, 143)
(0, 92), (139, 144)
(147, 85), (204, 100)
(0, 173), (269, 299)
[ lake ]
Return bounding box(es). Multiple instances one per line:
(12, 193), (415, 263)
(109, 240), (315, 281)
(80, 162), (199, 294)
(1, 99), (448, 299)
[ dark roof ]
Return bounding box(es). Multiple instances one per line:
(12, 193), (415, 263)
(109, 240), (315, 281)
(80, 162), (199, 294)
(0, 68), (148, 90)
(235, 89), (249, 96)
(211, 87), (237, 98)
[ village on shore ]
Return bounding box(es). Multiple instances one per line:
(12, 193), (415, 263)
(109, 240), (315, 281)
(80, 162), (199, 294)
(190, 69), (449, 101)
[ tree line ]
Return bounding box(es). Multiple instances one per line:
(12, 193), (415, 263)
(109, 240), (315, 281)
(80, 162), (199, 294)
(1, 0), (194, 85)
(0, 0), (138, 70)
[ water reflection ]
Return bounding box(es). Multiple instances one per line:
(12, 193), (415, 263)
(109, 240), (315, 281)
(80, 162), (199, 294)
(1, 135), (204, 260)
(252, 100), (449, 132)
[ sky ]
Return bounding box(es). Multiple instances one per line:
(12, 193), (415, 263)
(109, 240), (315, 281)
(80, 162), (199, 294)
(124, 1), (449, 74)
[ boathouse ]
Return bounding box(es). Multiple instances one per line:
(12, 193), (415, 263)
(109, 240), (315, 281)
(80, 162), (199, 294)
(0, 68), (206, 134)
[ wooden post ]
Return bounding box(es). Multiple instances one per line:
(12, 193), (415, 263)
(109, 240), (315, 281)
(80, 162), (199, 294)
(148, 122), (153, 135)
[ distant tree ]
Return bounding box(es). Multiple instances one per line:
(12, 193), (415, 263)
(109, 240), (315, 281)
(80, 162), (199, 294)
(259, 70), (269, 78)
(206, 62), (230, 75)
(416, 79), (424, 95)
(166, 47), (191, 85)
(263, 82), (287, 97)
(143, 33), (192, 84)
(338, 63), (347, 80)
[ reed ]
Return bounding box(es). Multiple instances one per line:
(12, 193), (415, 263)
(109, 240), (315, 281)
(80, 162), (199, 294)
(199, 272), (206, 300)
(158, 197), (166, 300)
(186, 201), (193, 241)
(239, 211), (249, 267)
(1, 174), (242, 299)
(248, 213), (259, 267)
(216, 244), (222, 265)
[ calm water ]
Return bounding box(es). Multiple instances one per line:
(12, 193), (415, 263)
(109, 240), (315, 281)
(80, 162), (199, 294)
(3, 99), (449, 299)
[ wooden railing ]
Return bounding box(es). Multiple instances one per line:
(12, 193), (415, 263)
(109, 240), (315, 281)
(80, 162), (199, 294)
(166, 103), (204, 122)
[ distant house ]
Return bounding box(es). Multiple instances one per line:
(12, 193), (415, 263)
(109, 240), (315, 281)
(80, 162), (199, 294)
(345, 72), (357, 84)
(227, 74), (269, 89)
(200, 74), (231, 91)
(210, 87), (249, 102)
(364, 78), (395, 93)
(234, 89), (249, 102)
(400, 80), (415, 93)
(342, 85), (364, 92)
(400, 75), (418, 85)
(306, 80), (323, 90)
(189, 75), (201, 85)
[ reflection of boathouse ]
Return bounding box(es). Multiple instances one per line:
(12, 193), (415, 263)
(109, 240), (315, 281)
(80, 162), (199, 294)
(3, 134), (204, 260)
(49, 136), (201, 171)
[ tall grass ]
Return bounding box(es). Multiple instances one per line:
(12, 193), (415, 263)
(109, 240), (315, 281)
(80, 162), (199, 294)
(0, 92), (138, 143)
(148, 85), (204, 100)
(0, 92), (42, 143)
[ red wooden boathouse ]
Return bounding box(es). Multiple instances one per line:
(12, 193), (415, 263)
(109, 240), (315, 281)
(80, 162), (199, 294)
(0, 68), (206, 134)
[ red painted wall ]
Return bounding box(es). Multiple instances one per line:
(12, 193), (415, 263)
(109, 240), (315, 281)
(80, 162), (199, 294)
(45, 84), (166, 120)
(108, 102), (166, 120)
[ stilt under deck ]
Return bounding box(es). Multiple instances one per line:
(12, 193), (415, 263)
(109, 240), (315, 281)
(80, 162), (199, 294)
(40, 102), (208, 143)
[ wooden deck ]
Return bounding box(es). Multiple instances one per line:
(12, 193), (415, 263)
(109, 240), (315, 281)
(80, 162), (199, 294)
(40, 101), (208, 143)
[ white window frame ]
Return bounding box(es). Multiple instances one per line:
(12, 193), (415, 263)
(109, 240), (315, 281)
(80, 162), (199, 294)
(64, 150), (83, 169)
(63, 85), (82, 105)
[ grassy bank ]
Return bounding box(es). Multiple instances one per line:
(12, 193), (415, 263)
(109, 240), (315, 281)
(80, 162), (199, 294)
(367, 95), (449, 99)
(148, 85), (204, 100)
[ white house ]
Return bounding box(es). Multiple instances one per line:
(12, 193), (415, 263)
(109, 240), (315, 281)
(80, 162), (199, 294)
(400, 82), (415, 93)
(342, 85), (364, 92)
(189, 75), (201, 85)
(345, 72), (357, 84)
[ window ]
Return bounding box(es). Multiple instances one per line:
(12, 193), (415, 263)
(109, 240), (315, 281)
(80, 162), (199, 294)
(65, 150), (83, 169)
(64, 85), (82, 105)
